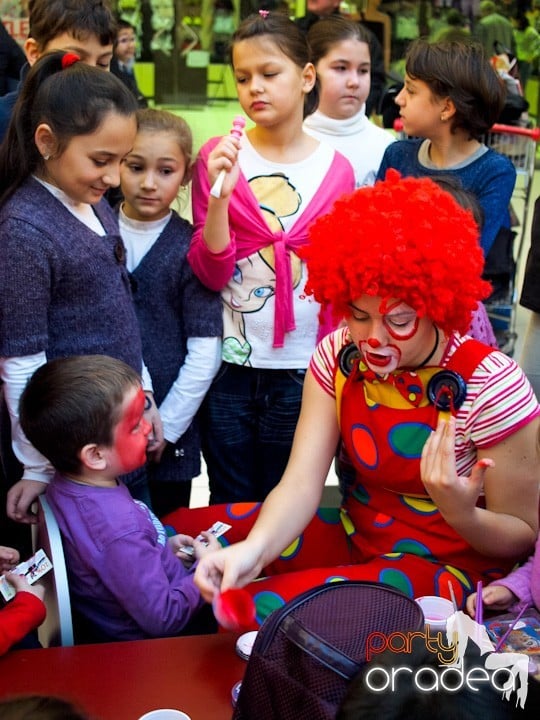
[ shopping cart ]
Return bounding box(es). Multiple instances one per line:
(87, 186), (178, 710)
(391, 120), (540, 355)
(480, 124), (540, 354)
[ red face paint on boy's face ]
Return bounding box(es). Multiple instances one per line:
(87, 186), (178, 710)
(113, 387), (151, 473)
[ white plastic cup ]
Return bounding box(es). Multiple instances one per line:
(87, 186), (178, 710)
(415, 595), (455, 633)
(137, 710), (191, 720)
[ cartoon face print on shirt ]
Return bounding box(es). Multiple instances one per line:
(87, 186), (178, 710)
(222, 245), (302, 366)
(248, 172), (301, 233)
(346, 296), (435, 375)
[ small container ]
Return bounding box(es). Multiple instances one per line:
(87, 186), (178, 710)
(235, 630), (258, 660)
(137, 711), (191, 720)
(415, 595), (455, 633)
(231, 680), (242, 707)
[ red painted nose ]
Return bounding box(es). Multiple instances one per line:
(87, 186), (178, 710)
(367, 338), (381, 348)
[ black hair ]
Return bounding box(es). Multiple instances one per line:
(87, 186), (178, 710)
(231, 12), (319, 118)
(308, 15), (372, 67)
(405, 39), (505, 140)
(0, 50), (138, 205)
(28, 0), (116, 51)
(19, 355), (141, 475)
(0, 694), (90, 720)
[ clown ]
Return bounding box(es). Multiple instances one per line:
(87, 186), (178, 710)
(166, 172), (540, 626)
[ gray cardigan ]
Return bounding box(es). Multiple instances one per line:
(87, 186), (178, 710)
(0, 177), (143, 371)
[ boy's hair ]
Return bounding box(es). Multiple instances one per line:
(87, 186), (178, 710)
(135, 108), (193, 184)
(0, 695), (89, 720)
(405, 39), (505, 139)
(28, 0), (117, 51)
(19, 355), (141, 475)
(308, 15), (372, 66)
(0, 50), (138, 205)
(114, 17), (136, 48)
(337, 639), (516, 720)
(303, 170), (492, 335)
(231, 11), (319, 118)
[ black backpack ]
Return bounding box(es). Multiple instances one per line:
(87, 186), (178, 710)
(232, 581), (424, 720)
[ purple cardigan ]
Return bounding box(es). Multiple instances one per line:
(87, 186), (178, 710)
(491, 534), (540, 612)
(46, 474), (205, 641)
(188, 136), (354, 347)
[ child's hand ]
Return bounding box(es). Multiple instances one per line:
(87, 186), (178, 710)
(208, 135), (241, 198)
(192, 530), (222, 560)
(169, 533), (196, 566)
(0, 546), (19, 573)
(5, 572), (45, 602)
(466, 584), (516, 617)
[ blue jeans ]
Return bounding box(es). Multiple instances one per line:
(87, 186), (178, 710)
(200, 363), (306, 503)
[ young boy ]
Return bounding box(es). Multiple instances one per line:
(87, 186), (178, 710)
(0, 0), (117, 142)
(19, 355), (219, 642)
(110, 18), (148, 108)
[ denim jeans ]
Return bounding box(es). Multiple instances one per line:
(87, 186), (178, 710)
(200, 362), (306, 503)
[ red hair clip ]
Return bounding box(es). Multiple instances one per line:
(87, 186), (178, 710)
(259, 9), (269, 18)
(61, 52), (80, 69)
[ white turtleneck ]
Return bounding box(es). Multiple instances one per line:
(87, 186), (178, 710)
(304, 106), (395, 188)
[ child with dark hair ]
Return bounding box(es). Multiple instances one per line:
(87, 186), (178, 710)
(119, 108), (222, 516)
(0, 0), (117, 142)
(376, 39), (515, 258)
(188, 11), (354, 504)
(110, 18), (148, 107)
(337, 636), (524, 720)
(19, 354), (219, 642)
(0, 51), (162, 523)
(304, 15), (395, 188)
(0, 695), (90, 719)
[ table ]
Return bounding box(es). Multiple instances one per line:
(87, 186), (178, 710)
(0, 633), (246, 720)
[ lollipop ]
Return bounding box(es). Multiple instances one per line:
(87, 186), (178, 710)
(212, 588), (256, 630)
(210, 115), (246, 199)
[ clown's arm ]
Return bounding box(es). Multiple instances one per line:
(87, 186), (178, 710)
(194, 369), (340, 601)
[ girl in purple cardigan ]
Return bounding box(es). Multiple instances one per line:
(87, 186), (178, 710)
(188, 12), (354, 504)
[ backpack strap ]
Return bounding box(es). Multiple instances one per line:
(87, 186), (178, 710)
(281, 615), (361, 681)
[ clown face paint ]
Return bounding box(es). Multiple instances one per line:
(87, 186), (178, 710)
(346, 296), (435, 374)
(112, 386), (151, 473)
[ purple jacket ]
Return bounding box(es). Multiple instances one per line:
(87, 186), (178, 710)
(46, 474), (205, 641)
(491, 534), (540, 612)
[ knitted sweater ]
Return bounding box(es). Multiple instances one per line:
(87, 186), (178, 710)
(377, 138), (516, 256)
(128, 211), (222, 481)
(0, 177), (142, 371)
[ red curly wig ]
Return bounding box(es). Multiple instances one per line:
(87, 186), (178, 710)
(302, 170), (492, 335)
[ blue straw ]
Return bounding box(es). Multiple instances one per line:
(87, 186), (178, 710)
(494, 604), (528, 652)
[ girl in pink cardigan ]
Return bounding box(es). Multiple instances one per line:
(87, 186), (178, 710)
(188, 12), (354, 504)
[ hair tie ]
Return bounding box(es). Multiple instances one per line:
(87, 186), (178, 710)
(259, 9), (269, 18)
(61, 52), (80, 69)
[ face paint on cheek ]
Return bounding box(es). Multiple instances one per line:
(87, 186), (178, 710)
(114, 388), (147, 472)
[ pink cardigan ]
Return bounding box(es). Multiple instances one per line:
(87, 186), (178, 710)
(188, 136), (355, 347)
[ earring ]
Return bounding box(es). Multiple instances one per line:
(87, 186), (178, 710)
(440, 115), (447, 122)
(43, 154), (50, 161)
